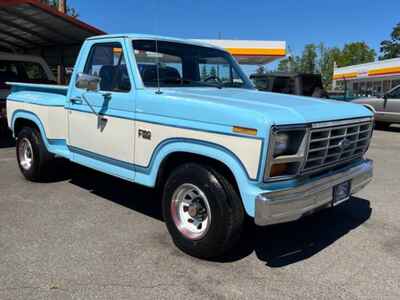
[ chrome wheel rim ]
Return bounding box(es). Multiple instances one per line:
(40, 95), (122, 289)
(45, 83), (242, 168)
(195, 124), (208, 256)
(18, 138), (34, 170)
(170, 183), (212, 240)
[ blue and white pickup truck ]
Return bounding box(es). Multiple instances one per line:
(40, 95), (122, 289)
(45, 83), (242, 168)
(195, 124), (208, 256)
(7, 34), (374, 258)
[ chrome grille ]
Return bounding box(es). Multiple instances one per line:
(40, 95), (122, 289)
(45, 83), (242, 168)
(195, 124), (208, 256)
(303, 119), (373, 173)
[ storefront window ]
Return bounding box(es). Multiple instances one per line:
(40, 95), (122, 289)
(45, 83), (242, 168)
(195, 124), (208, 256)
(373, 81), (382, 95)
(359, 82), (366, 97)
(383, 80), (391, 93)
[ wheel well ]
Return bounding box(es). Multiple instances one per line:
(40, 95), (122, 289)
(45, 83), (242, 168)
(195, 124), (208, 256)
(13, 118), (40, 137)
(156, 152), (240, 194)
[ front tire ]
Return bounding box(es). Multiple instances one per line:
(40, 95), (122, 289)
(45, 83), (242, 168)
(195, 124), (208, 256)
(16, 127), (54, 181)
(162, 163), (244, 259)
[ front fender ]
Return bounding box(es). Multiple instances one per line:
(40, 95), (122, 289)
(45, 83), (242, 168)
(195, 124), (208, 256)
(134, 138), (258, 216)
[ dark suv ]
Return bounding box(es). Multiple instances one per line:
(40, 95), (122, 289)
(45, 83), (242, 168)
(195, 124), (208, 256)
(250, 72), (328, 98)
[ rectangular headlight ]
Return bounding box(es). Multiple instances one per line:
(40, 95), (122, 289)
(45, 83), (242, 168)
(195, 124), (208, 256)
(264, 126), (309, 181)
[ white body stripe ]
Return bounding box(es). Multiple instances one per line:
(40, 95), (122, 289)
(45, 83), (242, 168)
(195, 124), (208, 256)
(135, 121), (262, 178)
(7, 101), (67, 140)
(68, 110), (135, 163)
(10, 102), (262, 179)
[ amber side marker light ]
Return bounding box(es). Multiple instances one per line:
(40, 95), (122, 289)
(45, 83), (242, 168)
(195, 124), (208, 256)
(233, 126), (257, 136)
(269, 163), (289, 177)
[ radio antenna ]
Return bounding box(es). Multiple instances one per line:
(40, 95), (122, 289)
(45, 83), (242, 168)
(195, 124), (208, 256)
(153, 0), (162, 94)
(155, 39), (162, 94)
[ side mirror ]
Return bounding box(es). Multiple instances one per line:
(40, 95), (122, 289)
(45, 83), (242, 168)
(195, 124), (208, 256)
(76, 72), (101, 92)
(383, 93), (388, 101)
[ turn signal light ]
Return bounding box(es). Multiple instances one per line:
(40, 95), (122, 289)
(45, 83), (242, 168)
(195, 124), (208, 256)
(233, 126), (257, 136)
(269, 163), (289, 177)
(269, 162), (301, 178)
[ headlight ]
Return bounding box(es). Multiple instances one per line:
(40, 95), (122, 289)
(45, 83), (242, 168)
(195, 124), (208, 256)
(265, 126), (309, 181)
(273, 133), (289, 156)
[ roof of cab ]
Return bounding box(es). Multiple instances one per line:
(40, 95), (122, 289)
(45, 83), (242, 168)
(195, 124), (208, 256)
(86, 33), (223, 50)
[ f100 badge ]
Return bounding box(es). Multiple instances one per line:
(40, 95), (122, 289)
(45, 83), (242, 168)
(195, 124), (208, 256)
(138, 129), (152, 140)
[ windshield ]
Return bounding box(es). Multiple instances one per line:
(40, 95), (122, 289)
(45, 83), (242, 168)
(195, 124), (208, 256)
(132, 40), (254, 89)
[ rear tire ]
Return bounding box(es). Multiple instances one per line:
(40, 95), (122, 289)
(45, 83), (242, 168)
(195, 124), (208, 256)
(16, 127), (54, 181)
(162, 163), (244, 259)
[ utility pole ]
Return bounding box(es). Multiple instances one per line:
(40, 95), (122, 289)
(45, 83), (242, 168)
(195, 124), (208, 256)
(56, 0), (67, 84)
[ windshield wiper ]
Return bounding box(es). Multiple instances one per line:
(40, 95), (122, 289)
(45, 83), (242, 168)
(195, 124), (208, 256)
(181, 79), (222, 89)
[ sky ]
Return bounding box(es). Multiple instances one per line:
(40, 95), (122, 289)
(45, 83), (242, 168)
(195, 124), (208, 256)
(69, 0), (398, 71)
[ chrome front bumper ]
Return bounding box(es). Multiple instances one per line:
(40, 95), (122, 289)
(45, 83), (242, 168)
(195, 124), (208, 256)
(255, 159), (373, 226)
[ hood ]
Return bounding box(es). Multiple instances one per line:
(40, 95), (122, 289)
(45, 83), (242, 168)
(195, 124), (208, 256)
(158, 88), (373, 125)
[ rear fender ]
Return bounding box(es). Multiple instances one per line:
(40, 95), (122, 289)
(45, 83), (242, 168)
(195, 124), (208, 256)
(11, 110), (67, 153)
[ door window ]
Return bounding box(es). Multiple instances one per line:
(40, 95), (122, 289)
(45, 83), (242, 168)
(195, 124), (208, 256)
(84, 43), (131, 92)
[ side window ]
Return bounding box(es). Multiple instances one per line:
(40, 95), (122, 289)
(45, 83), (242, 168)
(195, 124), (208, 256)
(0, 61), (20, 82)
(21, 62), (47, 80)
(83, 43), (131, 92)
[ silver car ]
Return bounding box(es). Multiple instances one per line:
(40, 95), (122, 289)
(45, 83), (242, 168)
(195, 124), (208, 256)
(353, 85), (400, 129)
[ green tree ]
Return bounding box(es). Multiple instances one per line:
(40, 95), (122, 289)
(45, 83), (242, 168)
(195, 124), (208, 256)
(277, 58), (288, 72)
(277, 56), (301, 72)
(299, 44), (318, 74)
(318, 43), (341, 89)
(255, 65), (266, 75)
(277, 58), (290, 72)
(338, 42), (376, 67)
(201, 65), (208, 79)
(67, 7), (79, 18)
(209, 66), (217, 77)
(275, 41), (375, 90)
(40, 0), (78, 17)
(380, 22), (400, 59)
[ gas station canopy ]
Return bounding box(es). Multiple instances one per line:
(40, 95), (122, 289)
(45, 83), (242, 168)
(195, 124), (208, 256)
(198, 39), (286, 65)
(0, 0), (105, 52)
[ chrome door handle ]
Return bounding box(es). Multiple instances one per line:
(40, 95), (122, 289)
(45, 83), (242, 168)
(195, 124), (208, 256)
(70, 97), (83, 104)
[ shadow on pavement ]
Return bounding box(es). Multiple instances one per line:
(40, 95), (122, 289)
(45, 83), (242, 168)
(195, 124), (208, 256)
(374, 125), (400, 133)
(218, 197), (371, 267)
(47, 161), (372, 267)
(67, 163), (163, 221)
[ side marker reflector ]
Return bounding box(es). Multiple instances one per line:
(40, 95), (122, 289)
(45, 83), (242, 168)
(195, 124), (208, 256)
(233, 126), (257, 136)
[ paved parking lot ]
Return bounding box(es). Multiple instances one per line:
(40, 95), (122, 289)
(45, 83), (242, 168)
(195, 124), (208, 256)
(1, 127), (400, 300)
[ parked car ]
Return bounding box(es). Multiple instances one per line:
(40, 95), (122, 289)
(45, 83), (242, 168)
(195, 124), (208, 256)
(7, 34), (374, 259)
(352, 84), (400, 129)
(250, 72), (329, 98)
(0, 52), (56, 134)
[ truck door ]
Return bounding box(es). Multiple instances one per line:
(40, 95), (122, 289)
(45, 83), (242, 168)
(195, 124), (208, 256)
(67, 41), (136, 179)
(384, 85), (400, 123)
